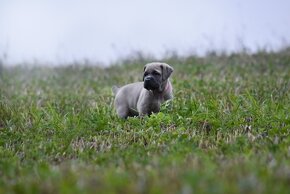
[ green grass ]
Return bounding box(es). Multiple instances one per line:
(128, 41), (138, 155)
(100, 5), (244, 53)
(0, 49), (290, 194)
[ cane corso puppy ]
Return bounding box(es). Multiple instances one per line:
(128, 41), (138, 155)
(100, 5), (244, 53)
(112, 62), (174, 119)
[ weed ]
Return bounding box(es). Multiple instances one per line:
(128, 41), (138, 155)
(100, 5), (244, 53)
(0, 49), (290, 193)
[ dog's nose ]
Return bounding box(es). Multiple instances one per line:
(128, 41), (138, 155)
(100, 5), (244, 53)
(144, 76), (152, 81)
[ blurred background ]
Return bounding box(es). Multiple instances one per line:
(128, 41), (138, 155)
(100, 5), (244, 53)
(0, 0), (290, 66)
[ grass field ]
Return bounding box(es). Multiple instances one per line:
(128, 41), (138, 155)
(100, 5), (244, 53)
(0, 49), (290, 194)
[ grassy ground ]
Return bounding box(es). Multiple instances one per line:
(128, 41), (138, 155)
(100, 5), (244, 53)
(0, 49), (290, 194)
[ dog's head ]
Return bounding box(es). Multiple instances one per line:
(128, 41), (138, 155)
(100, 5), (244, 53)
(143, 62), (173, 91)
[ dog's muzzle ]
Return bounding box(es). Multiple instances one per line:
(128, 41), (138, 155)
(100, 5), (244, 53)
(144, 76), (159, 90)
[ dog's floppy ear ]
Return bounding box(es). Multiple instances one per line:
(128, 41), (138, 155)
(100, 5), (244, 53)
(142, 64), (147, 81)
(143, 64), (147, 72)
(160, 63), (174, 81)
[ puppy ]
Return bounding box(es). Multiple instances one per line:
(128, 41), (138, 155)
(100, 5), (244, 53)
(112, 62), (174, 119)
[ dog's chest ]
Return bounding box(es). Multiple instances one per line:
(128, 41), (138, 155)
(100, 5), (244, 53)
(136, 92), (160, 114)
(146, 100), (160, 113)
(147, 95), (163, 112)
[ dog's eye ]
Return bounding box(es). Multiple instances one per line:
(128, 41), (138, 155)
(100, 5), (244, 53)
(152, 71), (161, 76)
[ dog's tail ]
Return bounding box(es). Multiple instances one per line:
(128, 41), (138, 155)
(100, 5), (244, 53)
(112, 85), (120, 95)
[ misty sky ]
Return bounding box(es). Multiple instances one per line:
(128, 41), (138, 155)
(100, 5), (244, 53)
(0, 0), (290, 65)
